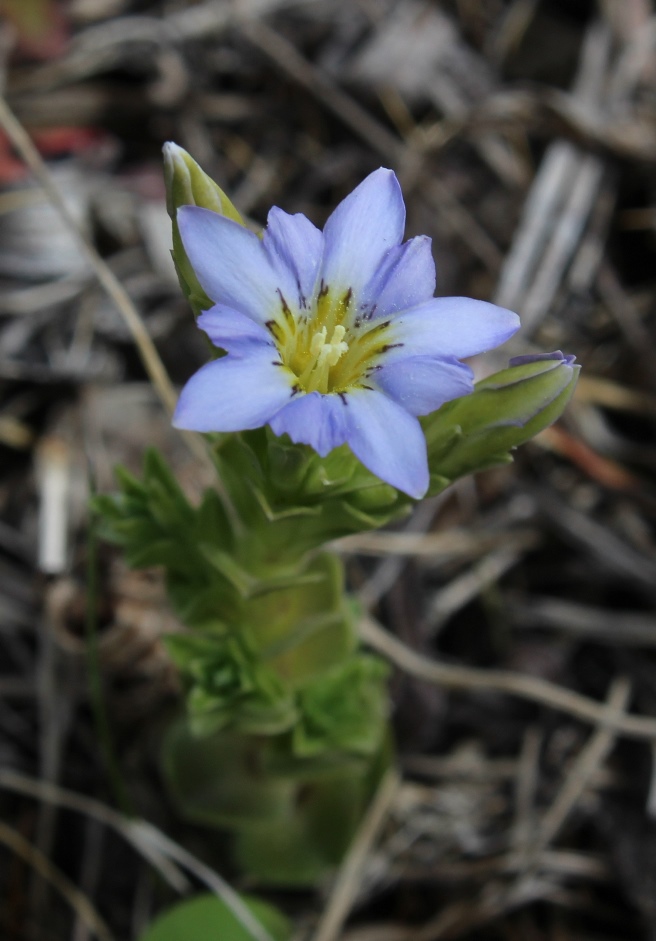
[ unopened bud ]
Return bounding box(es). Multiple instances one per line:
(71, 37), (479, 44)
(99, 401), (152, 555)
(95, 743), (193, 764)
(424, 351), (580, 489)
(163, 142), (243, 224)
(162, 142), (244, 317)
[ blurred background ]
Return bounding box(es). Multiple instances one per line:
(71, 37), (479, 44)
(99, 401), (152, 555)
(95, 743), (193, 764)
(1, 0), (656, 939)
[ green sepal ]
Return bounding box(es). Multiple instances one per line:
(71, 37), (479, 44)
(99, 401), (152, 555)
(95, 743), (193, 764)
(210, 431), (410, 560)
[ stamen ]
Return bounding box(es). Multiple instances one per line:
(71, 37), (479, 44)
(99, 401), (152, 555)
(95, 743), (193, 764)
(322, 325), (348, 366)
(299, 325), (350, 392)
(310, 327), (328, 357)
(278, 283), (394, 394)
(310, 325), (349, 368)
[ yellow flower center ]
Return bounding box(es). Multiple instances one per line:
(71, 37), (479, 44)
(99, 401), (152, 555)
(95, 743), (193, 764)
(268, 285), (395, 395)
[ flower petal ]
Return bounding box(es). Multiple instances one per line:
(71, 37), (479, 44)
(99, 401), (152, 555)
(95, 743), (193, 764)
(269, 391), (348, 456)
(197, 305), (275, 356)
(509, 350), (576, 367)
(374, 355), (474, 416)
(320, 168), (405, 298)
(386, 297), (520, 361)
(359, 236), (436, 318)
(263, 207), (324, 308)
(342, 389), (429, 498)
(173, 352), (294, 432)
(177, 206), (298, 324)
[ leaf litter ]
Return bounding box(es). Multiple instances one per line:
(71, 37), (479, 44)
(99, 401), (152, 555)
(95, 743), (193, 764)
(1, 1), (656, 938)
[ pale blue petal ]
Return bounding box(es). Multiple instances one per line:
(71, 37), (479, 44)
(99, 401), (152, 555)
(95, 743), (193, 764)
(509, 350), (576, 367)
(263, 208), (324, 308)
(269, 392), (348, 456)
(359, 236), (436, 319)
(320, 169), (405, 298)
(197, 305), (275, 356)
(173, 353), (294, 432)
(342, 389), (429, 498)
(374, 356), (474, 416)
(177, 206), (298, 324)
(385, 297), (520, 361)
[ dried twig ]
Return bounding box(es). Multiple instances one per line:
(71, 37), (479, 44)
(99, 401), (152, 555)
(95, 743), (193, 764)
(507, 593), (656, 646)
(425, 531), (539, 633)
(0, 769), (188, 891)
(359, 615), (656, 742)
(239, 18), (502, 271)
(0, 96), (176, 415)
(312, 768), (400, 941)
(0, 771), (279, 941)
(511, 726), (543, 852)
(528, 676), (631, 860)
(0, 818), (115, 941)
(357, 497), (446, 607)
(494, 19), (612, 332)
(0, 94), (216, 474)
(338, 528), (520, 559)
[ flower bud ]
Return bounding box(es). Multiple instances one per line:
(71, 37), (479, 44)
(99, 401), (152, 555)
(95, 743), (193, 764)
(162, 142), (243, 317)
(163, 142), (243, 223)
(424, 352), (580, 491)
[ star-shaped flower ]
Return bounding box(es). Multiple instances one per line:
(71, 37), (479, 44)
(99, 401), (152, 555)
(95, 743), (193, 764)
(173, 168), (520, 498)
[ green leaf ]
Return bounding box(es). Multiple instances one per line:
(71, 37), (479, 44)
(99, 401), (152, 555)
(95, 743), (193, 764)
(137, 892), (290, 941)
(246, 553), (356, 685)
(164, 629), (228, 669)
(198, 545), (259, 596)
(193, 488), (234, 550)
(162, 722), (295, 828)
(113, 464), (147, 498)
(234, 773), (366, 886)
(167, 631), (298, 737)
(212, 434), (269, 528)
(293, 655), (390, 758)
(167, 581), (237, 631)
(162, 722), (394, 886)
(234, 734), (392, 886)
(123, 538), (181, 569)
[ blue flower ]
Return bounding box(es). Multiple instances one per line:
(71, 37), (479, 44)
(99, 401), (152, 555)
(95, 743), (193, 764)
(173, 169), (520, 498)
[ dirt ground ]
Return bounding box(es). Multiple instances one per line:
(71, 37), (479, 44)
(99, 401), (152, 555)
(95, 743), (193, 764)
(1, 0), (656, 939)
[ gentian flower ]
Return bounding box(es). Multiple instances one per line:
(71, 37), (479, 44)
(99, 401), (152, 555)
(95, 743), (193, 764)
(173, 169), (520, 498)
